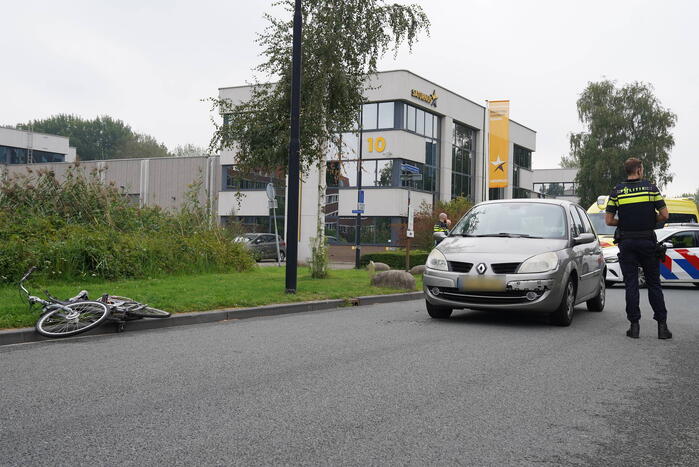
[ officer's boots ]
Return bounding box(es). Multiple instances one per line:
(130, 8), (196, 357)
(658, 320), (673, 339)
(626, 321), (640, 338)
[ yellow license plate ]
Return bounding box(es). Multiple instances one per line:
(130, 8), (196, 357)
(458, 276), (506, 292)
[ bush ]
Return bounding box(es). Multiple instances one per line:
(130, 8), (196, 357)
(413, 197), (473, 250)
(360, 251), (428, 270)
(0, 166), (255, 283)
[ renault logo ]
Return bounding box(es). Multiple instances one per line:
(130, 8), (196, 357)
(476, 263), (487, 275)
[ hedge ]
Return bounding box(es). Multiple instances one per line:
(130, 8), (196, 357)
(360, 251), (428, 270)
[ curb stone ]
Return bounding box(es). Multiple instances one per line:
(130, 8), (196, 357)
(0, 291), (424, 347)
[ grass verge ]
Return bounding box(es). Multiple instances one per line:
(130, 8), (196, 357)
(0, 267), (423, 329)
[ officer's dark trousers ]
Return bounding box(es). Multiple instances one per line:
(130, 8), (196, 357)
(618, 238), (668, 322)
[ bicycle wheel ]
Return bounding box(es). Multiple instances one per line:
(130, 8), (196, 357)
(35, 301), (110, 338)
(127, 306), (171, 318)
(109, 296), (170, 318)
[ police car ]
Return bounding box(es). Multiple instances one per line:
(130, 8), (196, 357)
(604, 223), (699, 287)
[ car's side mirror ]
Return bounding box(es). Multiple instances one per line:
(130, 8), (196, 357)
(573, 232), (596, 245)
(662, 242), (673, 249)
(433, 231), (447, 245)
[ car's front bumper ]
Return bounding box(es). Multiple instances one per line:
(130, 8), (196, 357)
(423, 268), (566, 312)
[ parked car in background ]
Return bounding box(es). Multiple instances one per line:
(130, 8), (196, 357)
(424, 199), (606, 326)
(235, 233), (286, 261)
(603, 223), (699, 287)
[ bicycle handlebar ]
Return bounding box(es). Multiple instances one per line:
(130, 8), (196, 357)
(20, 266), (37, 283)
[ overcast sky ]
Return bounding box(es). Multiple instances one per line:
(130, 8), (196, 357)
(2, 0), (697, 195)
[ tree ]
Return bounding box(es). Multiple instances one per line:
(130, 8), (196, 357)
(16, 114), (170, 160)
(413, 197), (472, 251)
(564, 80), (676, 207)
(680, 188), (699, 204)
(173, 144), (208, 158)
(209, 0), (430, 276)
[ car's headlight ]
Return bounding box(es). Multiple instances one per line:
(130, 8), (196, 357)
(518, 252), (559, 273)
(426, 249), (448, 271)
(604, 255), (619, 263)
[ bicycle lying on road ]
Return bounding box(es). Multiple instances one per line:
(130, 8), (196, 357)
(19, 267), (170, 338)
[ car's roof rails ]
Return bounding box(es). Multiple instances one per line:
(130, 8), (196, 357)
(663, 222), (699, 227)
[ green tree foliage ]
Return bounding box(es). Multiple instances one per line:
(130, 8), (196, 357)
(173, 143), (208, 158)
(209, 0), (430, 174)
(680, 188), (699, 204)
(16, 114), (170, 160)
(0, 167), (253, 283)
(562, 80), (676, 207)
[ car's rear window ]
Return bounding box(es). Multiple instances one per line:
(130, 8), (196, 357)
(452, 202), (568, 239)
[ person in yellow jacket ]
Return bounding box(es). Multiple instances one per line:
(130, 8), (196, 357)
(433, 212), (451, 233)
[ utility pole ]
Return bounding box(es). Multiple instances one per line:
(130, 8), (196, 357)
(285, 0), (302, 294)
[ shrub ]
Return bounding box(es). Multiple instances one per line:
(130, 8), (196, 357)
(413, 197), (473, 250)
(360, 251), (428, 270)
(0, 166), (255, 283)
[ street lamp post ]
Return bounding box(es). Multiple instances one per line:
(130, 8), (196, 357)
(354, 107), (364, 269)
(285, 0), (302, 294)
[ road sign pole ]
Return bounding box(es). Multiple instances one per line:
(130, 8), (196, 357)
(406, 182), (411, 270)
(354, 107), (364, 269)
(285, 0), (302, 294)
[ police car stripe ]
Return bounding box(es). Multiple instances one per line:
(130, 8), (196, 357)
(660, 263), (679, 280)
(675, 260), (699, 279)
(664, 250), (698, 280)
(676, 249), (699, 270)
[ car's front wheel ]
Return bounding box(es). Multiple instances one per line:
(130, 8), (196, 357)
(551, 277), (576, 326)
(426, 301), (452, 319)
(587, 272), (606, 312)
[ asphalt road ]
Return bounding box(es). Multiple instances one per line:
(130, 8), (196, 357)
(1, 285), (697, 466)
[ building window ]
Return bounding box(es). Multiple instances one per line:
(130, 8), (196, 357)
(513, 144), (532, 170)
(451, 122), (475, 199)
(326, 159), (394, 188)
(377, 102), (394, 129)
(0, 145), (65, 164)
(324, 216), (403, 245)
(489, 187), (505, 200)
(399, 102), (439, 138)
(533, 182), (577, 197)
(223, 165), (284, 191)
(222, 215), (284, 235)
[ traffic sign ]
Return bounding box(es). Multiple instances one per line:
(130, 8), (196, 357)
(400, 163), (420, 174)
(266, 183), (276, 201)
(351, 209), (364, 214)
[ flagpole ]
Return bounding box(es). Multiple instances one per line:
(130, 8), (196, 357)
(483, 100), (489, 201)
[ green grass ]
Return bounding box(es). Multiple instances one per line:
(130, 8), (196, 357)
(0, 267), (423, 329)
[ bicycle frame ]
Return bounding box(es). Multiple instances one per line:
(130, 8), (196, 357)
(19, 267), (87, 315)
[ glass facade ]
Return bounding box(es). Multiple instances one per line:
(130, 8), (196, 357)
(511, 144), (534, 199)
(451, 122), (475, 199)
(513, 144), (532, 170)
(223, 165), (284, 191)
(324, 216), (404, 245)
(326, 159), (394, 188)
(359, 101), (440, 138)
(1, 145), (66, 164)
(533, 182), (577, 197)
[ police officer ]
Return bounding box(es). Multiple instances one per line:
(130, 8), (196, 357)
(605, 157), (672, 339)
(433, 212), (451, 233)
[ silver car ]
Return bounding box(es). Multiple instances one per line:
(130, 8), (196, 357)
(424, 199), (606, 326)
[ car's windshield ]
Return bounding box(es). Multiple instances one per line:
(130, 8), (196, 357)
(451, 202), (568, 239)
(587, 212), (616, 235)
